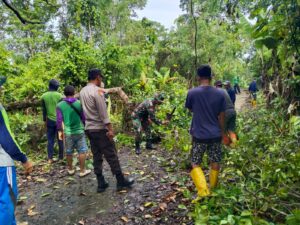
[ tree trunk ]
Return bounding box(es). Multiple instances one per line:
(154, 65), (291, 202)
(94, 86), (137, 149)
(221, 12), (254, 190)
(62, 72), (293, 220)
(5, 99), (40, 111)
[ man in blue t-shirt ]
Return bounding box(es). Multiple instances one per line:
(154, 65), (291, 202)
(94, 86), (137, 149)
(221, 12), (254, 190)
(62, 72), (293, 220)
(248, 79), (258, 100)
(185, 65), (226, 199)
(224, 81), (236, 105)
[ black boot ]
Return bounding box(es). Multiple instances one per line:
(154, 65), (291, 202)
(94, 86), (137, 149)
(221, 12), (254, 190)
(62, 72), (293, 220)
(97, 174), (109, 193)
(146, 140), (156, 150)
(135, 141), (141, 155)
(116, 173), (134, 191)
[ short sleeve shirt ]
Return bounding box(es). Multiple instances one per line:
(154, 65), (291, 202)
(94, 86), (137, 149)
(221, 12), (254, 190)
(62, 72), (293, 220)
(41, 91), (63, 121)
(185, 86), (226, 140)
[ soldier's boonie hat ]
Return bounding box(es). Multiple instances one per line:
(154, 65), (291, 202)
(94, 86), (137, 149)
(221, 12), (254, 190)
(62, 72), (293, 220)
(154, 93), (165, 102)
(224, 80), (230, 86)
(0, 76), (7, 87)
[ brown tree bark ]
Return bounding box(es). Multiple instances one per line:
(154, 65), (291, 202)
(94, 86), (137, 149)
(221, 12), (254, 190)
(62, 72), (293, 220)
(5, 99), (40, 111)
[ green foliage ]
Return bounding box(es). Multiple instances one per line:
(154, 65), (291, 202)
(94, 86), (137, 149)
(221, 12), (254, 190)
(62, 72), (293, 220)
(4, 50), (64, 101)
(114, 133), (134, 147)
(0, 44), (14, 76)
(8, 112), (46, 157)
(60, 37), (101, 87)
(1, 1), (299, 224)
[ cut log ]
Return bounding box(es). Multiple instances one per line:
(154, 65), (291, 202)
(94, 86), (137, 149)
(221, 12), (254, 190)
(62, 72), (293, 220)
(5, 99), (40, 111)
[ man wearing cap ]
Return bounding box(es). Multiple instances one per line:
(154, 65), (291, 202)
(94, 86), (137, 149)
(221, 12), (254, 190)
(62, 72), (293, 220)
(80, 69), (134, 193)
(224, 81), (236, 105)
(215, 81), (237, 147)
(0, 76), (33, 225)
(41, 79), (64, 164)
(131, 93), (168, 155)
(185, 65), (226, 200)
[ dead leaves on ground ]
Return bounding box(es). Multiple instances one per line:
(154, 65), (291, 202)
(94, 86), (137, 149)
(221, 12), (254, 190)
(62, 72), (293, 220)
(144, 202), (153, 208)
(159, 202), (168, 211)
(141, 190), (183, 218)
(144, 214), (152, 219)
(121, 216), (129, 223)
(27, 204), (38, 217)
(78, 219), (85, 225)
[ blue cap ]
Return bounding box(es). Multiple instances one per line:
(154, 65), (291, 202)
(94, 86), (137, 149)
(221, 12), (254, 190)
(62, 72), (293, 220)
(0, 76), (7, 87)
(49, 79), (60, 90)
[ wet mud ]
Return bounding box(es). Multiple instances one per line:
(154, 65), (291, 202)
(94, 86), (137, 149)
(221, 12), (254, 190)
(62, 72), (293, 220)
(16, 147), (192, 225)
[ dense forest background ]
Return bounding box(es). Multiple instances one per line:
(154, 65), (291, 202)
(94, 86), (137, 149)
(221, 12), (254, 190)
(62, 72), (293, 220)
(0, 0), (299, 224)
(0, 0), (299, 103)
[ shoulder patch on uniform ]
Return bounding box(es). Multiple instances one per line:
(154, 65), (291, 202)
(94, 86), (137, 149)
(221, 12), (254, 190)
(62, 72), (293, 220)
(98, 89), (105, 96)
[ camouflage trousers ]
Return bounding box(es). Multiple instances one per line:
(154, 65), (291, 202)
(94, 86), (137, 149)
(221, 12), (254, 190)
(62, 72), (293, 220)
(132, 117), (151, 143)
(191, 139), (222, 165)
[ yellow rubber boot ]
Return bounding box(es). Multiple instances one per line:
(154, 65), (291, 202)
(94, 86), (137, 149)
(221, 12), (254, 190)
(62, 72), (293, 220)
(190, 167), (210, 198)
(209, 169), (219, 189)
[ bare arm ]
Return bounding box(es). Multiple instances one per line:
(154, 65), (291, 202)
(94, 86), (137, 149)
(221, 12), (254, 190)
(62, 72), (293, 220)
(42, 99), (47, 122)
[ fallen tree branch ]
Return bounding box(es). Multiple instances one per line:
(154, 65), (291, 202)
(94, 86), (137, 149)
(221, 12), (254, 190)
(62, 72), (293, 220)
(105, 87), (129, 104)
(5, 99), (40, 111)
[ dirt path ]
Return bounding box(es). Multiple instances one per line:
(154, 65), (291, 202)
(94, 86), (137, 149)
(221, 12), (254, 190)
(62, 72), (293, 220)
(235, 90), (249, 112)
(16, 146), (192, 225)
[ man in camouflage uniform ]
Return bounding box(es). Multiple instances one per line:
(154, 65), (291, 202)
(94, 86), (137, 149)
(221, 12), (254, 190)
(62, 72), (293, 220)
(131, 93), (167, 155)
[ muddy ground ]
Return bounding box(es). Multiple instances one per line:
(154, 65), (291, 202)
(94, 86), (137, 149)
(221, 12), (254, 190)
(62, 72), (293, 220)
(16, 146), (193, 225)
(235, 91), (249, 112)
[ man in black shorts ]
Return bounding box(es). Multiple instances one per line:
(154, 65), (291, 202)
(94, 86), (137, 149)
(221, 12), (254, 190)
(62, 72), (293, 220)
(185, 65), (226, 199)
(215, 80), (237, 147)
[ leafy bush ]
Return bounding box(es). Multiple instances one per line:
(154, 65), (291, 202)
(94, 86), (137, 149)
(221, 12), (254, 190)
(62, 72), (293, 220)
(8, 112), (46, 158)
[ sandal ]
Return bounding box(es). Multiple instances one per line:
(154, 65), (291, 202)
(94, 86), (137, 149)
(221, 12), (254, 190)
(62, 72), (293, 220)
(79, 169), (91, 177)
(68, 169), (75, 176)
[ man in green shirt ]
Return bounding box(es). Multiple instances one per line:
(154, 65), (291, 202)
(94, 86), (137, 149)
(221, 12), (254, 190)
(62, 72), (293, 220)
(233, 76), (241, 94)
(41, 79), (64, 163)
(56, 85), (91, 177)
